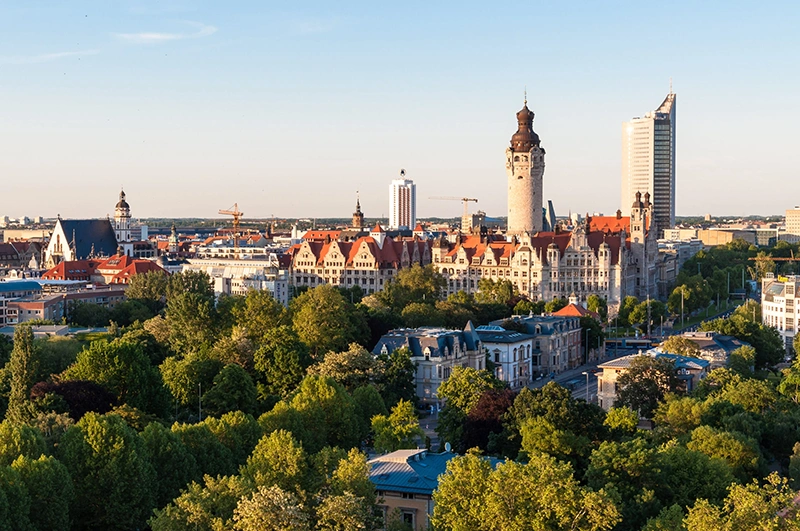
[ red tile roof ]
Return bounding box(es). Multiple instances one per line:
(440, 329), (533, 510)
(553, 303), (600, 320)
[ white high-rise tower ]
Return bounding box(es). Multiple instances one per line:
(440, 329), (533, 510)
(505, 97), (545, 235)
(389, 170), (416, 230)
(621, 91), (676, 238)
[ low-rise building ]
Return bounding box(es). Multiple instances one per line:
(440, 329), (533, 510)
(491, 314), (582, 374)
(369, 449), (502, 531)
(596, 351), (710, 411)
(6, 286), (127, 324)
(372, 323), (485, 406)
(761, 273), (800, 353)
(474, 325), (534, 390)
(659, 331), (750, 368)
(182, 255), (290, 306)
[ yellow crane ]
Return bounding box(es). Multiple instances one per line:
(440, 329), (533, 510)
(219, 203), (244, 258)
(429, 196), (478, 219)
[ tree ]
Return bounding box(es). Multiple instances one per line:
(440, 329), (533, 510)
(685, 473), (800, 530)
(520, 416), (591, 466)
(202, 411), (263, 466)
(686, 425), (762, 482)
(68, 301), (111, 327)
(717, 378), (777, 415)
(62, 338), (170, 416)
(618, 296), (640, 327)
(309, 343), (383, 392)
(243, 429), (308, 493)
(171, 422), (236, 480)
(29, 380), (116, 420)
(653, 396), (706, 438)
(58, 413), (156, 530)
(140, 422), (199, 509)
(150, 474), (252, 531)
(779, 358), (800, 404)
(233, 290), (288, 342)
(475, 278), (517, 306)
(746, 251), (776, 283)
(668, 276), (712, 315)
(580, 316), (605, 362)
(291, 285), (368, 358)
(728, 345), (756, 376)
(699, 314), (783, 369)
(615, 355), (682, 418)
(431, 452), (621, 531)
(34, 336), (82, 381)
(253, 326), (311, 398)
(160, 350), (224, 407)
(587, 295), (609, 322)
(400, 302), (445, 328)
(232, 485), (310, 531)
(376, 347), (417, 408)
(316, 491), (376, 531)
(126, 270), (169, 314)
(462, 388), (515, 455)
(656, 442), (736, 509)
(437, 366), (505, 414)
(166, 291), (217, 354)
(202, 364), (258, 417)
(545, 297), (567, 313)
(11, 454), (75, 531)
(352, 385), (387, 444)
(211, 327), (255, 370)
(604, 407), (639, 435)
(376, 264), (446, 311)
(372, 399), (424, 453)
(0, 465), (33, 530)
(6, 325), (38, 425)
(629, 300), (668, 333)
(109, 300), (155, 327)
(0, 421), (46, 466)
(660, 336), (702, 358)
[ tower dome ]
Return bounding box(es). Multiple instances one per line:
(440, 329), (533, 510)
(116, 190), (130, 210)
(510, 103), (540, 152)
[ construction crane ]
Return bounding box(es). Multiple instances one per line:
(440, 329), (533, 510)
(429, 196), (478, 219)
(219, 203), (244, 258)
(748, 250), (800, 261)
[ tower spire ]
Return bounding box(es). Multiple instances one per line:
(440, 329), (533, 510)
(669, 77), (673, 94)
(524, 86), (527, 106)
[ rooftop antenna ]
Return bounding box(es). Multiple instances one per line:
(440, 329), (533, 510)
(524, 86), (527, 106)
(669, 77), (673, 94)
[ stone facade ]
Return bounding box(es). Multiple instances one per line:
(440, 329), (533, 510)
(287, 225), (432, 296)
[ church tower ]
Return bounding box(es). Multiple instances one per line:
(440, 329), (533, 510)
(114, 189), (131, 243)
(505, 96), (545, 236)
(352, 193), (365, 229)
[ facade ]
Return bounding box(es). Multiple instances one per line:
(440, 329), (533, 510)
(475, 325), (535, 390)
(6, 286), (127, 325)
(761, 273), (800, 353)
(596, 351), (709, 411)
(389, 172), (416, 230)
(114, 190), (132, 244)
(183, 256), (290, 306)
(491, 314), (582, 374)
(287, 225), (432, 296)
(432, 204), (661, 308)
(371, 323), (485, 406)
(506, 98), (545, 235)
(44, 218), (118, 266)
(786, 207), (800, 237)
(621, 91), (677, 238)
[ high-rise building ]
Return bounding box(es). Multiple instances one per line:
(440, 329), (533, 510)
(505, 98), (545, 235)
(389, 171), (416, 230)
(786, 207), (800, 236)
(621, 91), (676, 238)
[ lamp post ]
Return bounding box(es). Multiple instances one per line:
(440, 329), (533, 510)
(581, 371), (590, 402)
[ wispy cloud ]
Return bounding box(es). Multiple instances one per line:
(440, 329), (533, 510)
(0, 49), (100, 65)
(114, 21), (217, 44)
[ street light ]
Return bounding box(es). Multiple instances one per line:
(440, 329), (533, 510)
(581, 371), (590, 402)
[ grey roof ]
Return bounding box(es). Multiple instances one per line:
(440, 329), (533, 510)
(372, 325), (476, 358)
(57, 219), (118, 259)
(490, 314), (578, 337)
(369, 450), (502, 495)
(475, 325), (534, 344)
(599, 350), (710, 371)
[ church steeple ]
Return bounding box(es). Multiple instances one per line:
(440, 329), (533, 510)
(352, 192), (365, 229)
(114, 188), (132, 243)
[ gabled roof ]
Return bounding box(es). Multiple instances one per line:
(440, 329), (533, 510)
(109, 261), (167, 284)
(56, 219), (118, 259)
(553, 303), (600, 320)
(42, 259), (103, 280)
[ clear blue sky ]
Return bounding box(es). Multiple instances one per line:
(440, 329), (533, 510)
(1, 1), (798, 220)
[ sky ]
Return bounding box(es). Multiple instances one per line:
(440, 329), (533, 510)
(1, 1), (799, 221)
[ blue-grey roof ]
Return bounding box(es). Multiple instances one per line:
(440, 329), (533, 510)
(372, 325), (478, 358)
(599, 351), (711, 371)
(0, 281), (42, 294)
(369, 450), (502, 495)
(490, 314), (578, 336)
(57, 219), (118, 259)
(475, 325), (534, 344)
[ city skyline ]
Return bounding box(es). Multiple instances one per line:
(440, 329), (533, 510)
(1, 1), (799, 219)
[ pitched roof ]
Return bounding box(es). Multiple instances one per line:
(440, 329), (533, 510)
(553, 303), (600, 319)
(56, 219), (118, 259)
(109, 261), (167, 284)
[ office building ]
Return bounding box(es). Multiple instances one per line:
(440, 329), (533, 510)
(762, 272), (800, 353)
(621, 91), (677, 238)
(786, 206), (800, 237)
(389, 171), (416, 230)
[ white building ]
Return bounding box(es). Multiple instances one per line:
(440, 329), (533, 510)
(761, 272), (799, 353)
(389, 171), (416, 230)
(785, 207), (800, 238)
(506, 97), (545, 235)
(475, 325), (534, 390)
(621, 91), (677, 239)
(182, 255), (290, 306)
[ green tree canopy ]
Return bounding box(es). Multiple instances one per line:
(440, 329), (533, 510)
(660, 336), (702, 358)
(253, 325), (310, 399)
(372, 399), (424, 453)
(291, 285), (369, 358)
(308, 343), (383, 392)
(11, 454), (75, 531)
(232, 485), (310, 531)
(615, 355), (682, 418)
(58, 413), (156, 530)
(6, 325), (38, 425)
(140, 421), (199, 508)
(233, 290), (288, 342)
(202, 364), (258, 417)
